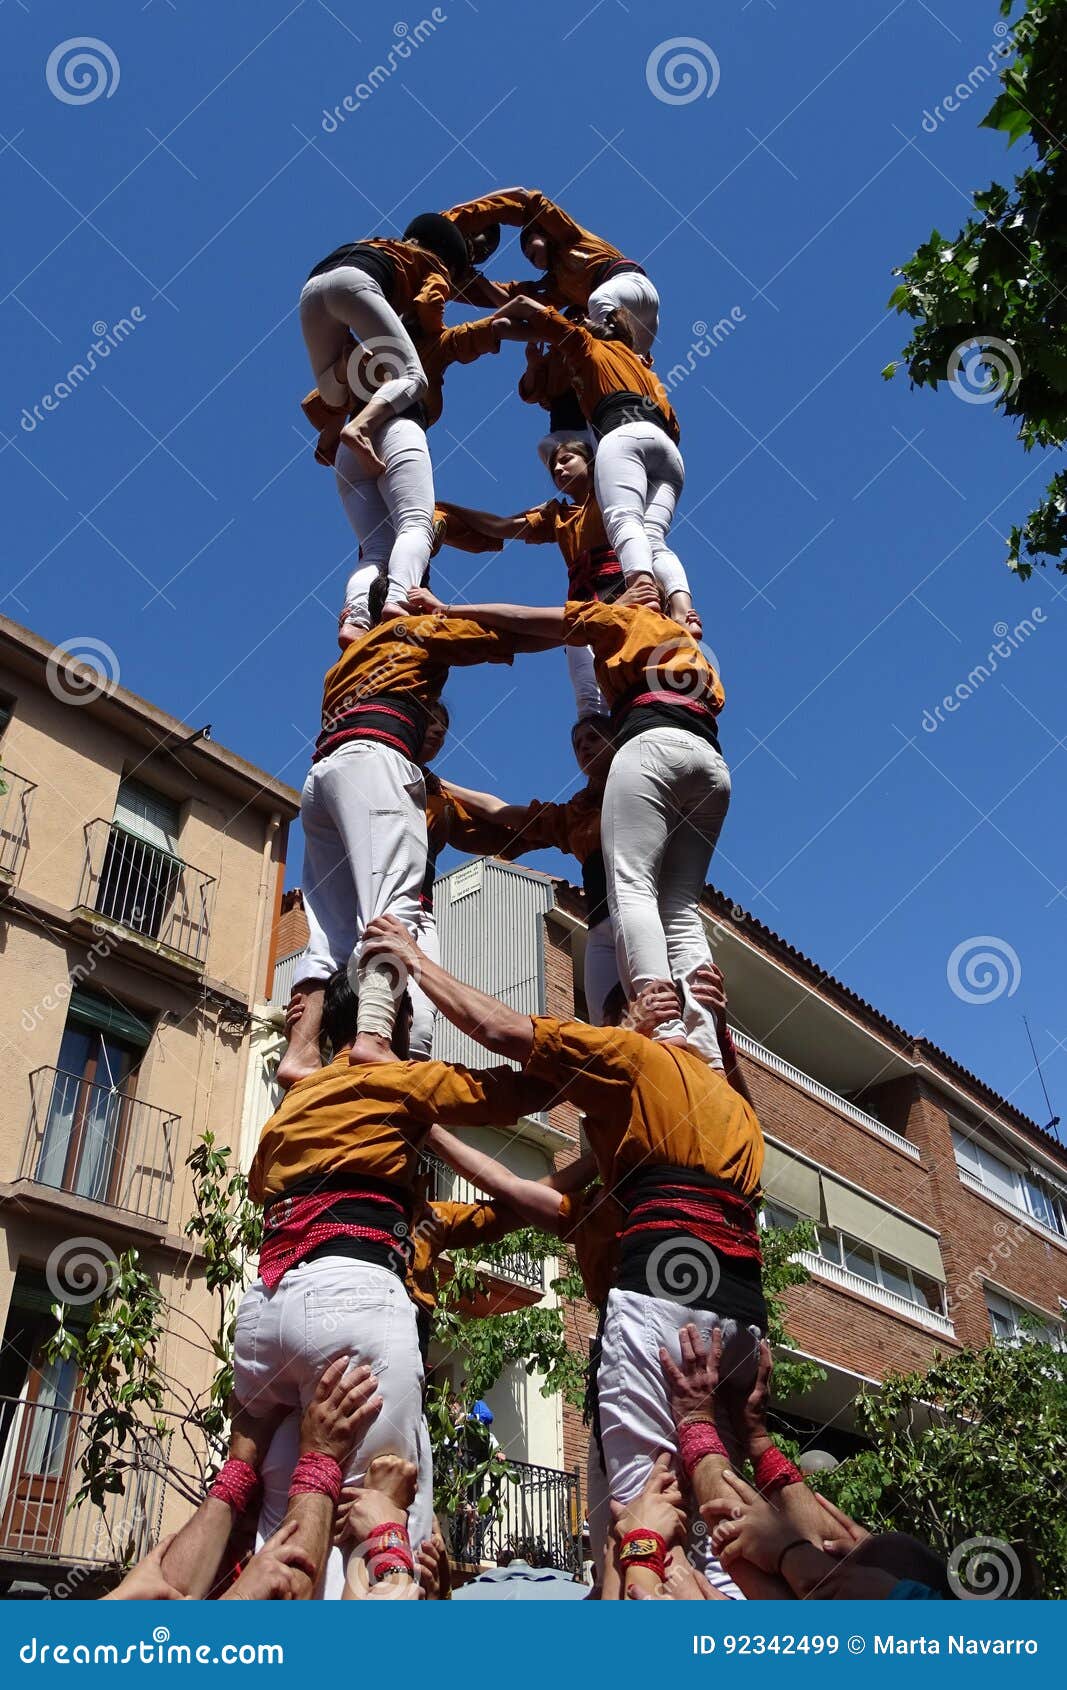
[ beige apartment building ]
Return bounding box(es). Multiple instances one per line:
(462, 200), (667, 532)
(0, 616), (298, 1594)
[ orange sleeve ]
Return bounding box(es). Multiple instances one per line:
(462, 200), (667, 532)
(407, 613), (518, 667)
(411, 270), (450, 335)
(523, 1017), (642, 1119)
(495, 797), (579, 859)
(519, 500), (563, 545)
(434, 1199), (517, 1251)
(560, 598), (628, 655)
(443, 791), (521, 858)
(445, 187), (537, 235)
(404, 1060), (551, 1126)
(439, 316), (501, 369)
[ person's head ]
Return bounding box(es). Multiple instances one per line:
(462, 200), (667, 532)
(402, 212), (470, 283)
(585, 307), (637, 350)
(571, 713), (614, 783)
(848, 1533), (952, 1597)
(421, 699), (450, 764)
(519, 221), (551, 271)
(320, 966), (412, 1059)
(468, 225), (500, 267)
(548, 439), (593, 500)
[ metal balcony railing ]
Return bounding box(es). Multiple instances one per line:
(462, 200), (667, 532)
(22, 1067), (177, 1226)
(78, 820), (215, 967)
(0, 766), (35, 881)
(421, 1153), (544, 1289)
(0, 1395), (163, 1573)
(446, 1458), (582, 1576)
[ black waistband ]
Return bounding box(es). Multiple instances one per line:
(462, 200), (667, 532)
(548, 388), (587, 432)
(593, 258), (648, 287)
(308, 242), (397, 298)
(616, 1234), (767, 1327)
(315, 690), (428, 764)
(581, 848), (609, 930)
(591, 392), (671, 440)
(617, 700), (722, 754)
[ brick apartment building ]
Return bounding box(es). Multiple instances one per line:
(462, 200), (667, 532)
(272, 854), (1067, 1559)
(0, 617), (298, 1594)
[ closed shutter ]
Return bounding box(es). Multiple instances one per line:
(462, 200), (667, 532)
(762, 1144), (821, 1219)
(68, 988), (152, 1048)
(113, 780), (179, 852)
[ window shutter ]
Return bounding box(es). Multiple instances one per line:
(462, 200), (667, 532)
(821, 1176), (946, 1282)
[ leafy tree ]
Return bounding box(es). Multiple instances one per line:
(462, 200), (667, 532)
(887, 0), (1067, 575)
(819, 1336), (1067, 1596)
(48, 1132), (260, 1524)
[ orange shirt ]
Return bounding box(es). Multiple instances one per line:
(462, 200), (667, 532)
(434, 501), (504, 557)
(521, 495), (609, 578)
(249, 1054), (549, 1204)
(363, 239), (452, 332)
(497, 784), (602, 867)
(425, 779), (516, 860)
(537, 312), (679, 441)
(560, 600), (725, 717)
(446, 188), (623, 309)
(524, 1018), (764, 1199)
(408, 1197), (515, 1313)
(320, 614), (517, 729)
(518, 343), (574, 412)
(558, 1184), (623, 1311)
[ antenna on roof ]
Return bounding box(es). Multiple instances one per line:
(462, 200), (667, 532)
(1023, 1015), (1062, 1138)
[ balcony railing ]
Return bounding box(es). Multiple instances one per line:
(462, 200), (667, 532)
(21, 1067), (177, 1226)
(0, 1395), (163, 1575)
(732, 1029), (921, 1161)
(422, 1153), (544, 1289)
(797, 1249), (955, 1337)
(0, 766), (35, 882)
(78, 820), (215, 968)
(446, 1458), (582, 1576)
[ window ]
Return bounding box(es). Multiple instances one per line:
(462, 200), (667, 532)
(759, 1201), (947, 1315)
(97, 780), (182, 942)
(0, 696), (12, 739)
(985, 1289), (1064, 1349)
(36, 992), (151, 1206)
(951, 1127), (1067, 1241)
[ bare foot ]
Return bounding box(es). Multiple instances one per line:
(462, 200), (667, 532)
(339, 422), (386, 477)
(276, 1048), (323, 1090)
(379, 602), (406, 621)
(348, 1033), (396, 1067)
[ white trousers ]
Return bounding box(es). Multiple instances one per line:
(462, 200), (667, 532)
(587, 272), (660, 358)
(598, 1287), (760, 1599)
(567, 644), (605, 719)
(299, 742), (426, 1033)
(407, 908), (440, 1060)
(602, 727), (730, 1063)
(299, 266), (427, 414)
(583, 916), (620, 1026)
(594, 422), (689, 600)
(235, 1258), (433, 1599)
(336, 417), (436, 610)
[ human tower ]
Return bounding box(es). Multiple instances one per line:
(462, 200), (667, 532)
(228, 188), (785, 1599)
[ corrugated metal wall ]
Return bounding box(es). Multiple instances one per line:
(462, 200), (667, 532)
(432, 859), (555, 1069)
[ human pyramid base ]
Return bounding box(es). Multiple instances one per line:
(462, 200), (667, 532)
(109, 191), (955, 1603)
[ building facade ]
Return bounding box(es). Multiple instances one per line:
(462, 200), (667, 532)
(0, 617), (298, 1594)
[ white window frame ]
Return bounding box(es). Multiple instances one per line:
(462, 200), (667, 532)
(951, 1125), (1067, 1247)
(759, 1202), (946, 1316)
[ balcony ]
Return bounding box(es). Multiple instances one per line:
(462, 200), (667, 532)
(0, 766), (35, 884)
(76, 820), (215, 970)
(797, 1249), (955, 1338)
(0, 1395), (162, 1589)
(422, 1153), (544, 1291)
(733, 1029), (920, 1161)
(20, 1067), (177, 1226)
(446, 1458), (582, 1576)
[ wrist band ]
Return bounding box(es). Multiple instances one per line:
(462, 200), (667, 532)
(753, 1444), (804, 1494)
(775, 1537), (810, 1578)
(288, 1451), (343, 1503)
(619, 1529), (668, 1584)
(677, 1418), (728, 1476)
(364, 1520), (415, 1582)
(208, 1457), (261, 1516)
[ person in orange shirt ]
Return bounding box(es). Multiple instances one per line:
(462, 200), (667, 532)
(277, 582), (533, 1089)
(446, 186), (660, 356)
(298, 213), (471, 616)
(490, 295), (694, 628)
(237, 965), (551, 1598)
(360, 915), (765, 1598)
(408, 583), (729, 1065)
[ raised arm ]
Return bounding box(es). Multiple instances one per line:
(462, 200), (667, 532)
(407, 585), (568, 644)
(435, 502), (530, 544)
(425, 1125), (564, 1231)
(362, 914), (534, 1063)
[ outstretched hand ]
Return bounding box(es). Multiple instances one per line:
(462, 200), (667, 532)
(407, 586), (445, 614)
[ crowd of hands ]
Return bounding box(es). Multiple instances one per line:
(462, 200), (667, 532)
(100, 1323), (937, 1602)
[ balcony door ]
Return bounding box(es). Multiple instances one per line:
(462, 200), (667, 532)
(36, 1010), (145, 1207)
(96, 779), (182, 943)
(0, 1350), (82, 1556)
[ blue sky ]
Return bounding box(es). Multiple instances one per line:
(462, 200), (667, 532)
(3, 0), (1064, 1131)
